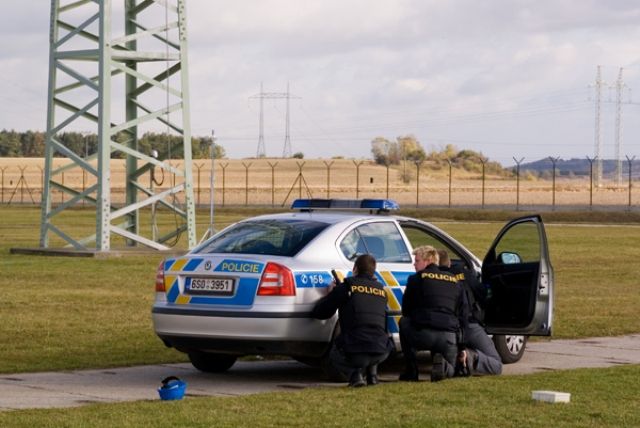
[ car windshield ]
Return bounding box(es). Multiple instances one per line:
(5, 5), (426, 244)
(195, 219), (329, 257)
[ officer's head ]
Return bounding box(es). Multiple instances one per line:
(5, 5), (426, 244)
(412, 245), (439, 271)
(437, 249), (451, 268)
(353, 254), (376, 278)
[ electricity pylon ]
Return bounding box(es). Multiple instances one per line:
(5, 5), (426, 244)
(40, 0), (196, 251)
(250, 82), (299, 158)
(614, 67), (625, 186)
(593, 65), (603, 186)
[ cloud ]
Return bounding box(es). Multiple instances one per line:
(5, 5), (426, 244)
(2, 1), (640, 162)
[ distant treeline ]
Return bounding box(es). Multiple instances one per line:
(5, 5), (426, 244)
(0, 130), (225, 159)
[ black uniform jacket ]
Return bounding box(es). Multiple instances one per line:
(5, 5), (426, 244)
(312, 274), (391, 354)
(441, 264), (486, 325)
(401, 263), (468, 333)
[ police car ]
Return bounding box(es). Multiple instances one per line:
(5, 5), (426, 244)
(152, 199), (553, 374)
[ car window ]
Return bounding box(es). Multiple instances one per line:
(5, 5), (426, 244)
(493, 221), (540, 263)
(339, 222), (412, 263)
(400, 224), (468, 269)
(196, 219), (329, 256)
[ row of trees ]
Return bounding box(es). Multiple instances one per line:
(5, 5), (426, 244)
(371, 135), (509, 177)
(1, 130), (508, 178)
(0, 130), (226, 160)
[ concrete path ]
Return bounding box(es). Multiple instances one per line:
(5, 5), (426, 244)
(1, 334), (639, 411)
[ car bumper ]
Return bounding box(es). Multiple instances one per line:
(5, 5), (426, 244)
(152, 305), (334, 357)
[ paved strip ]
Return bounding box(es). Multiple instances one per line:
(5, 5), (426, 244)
(502, 334), (640, 374)
(1, 335), (639, 411)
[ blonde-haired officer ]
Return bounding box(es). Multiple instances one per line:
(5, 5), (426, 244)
(399, 245), (467, 382)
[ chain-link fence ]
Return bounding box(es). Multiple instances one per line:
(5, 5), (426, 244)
(1, 157), (637, 211)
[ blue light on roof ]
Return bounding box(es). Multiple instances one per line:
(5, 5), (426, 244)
(291, 199), (400, 212)
(361, 199), (400, 211)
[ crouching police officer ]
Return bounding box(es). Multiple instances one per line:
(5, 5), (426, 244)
(438, 249), (502, 377)
(312, 254), (394, 387)
(399, 245), (467, 382)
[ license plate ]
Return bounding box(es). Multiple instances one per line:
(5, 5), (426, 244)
(185, 277), (235, 296)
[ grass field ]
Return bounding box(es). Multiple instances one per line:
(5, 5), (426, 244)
(1, 205), (639, 426)
(1, 205), (640, 374)
(0, 365), (638, 427)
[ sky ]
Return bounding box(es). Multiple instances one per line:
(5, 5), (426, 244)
(2, 1), (640, 166)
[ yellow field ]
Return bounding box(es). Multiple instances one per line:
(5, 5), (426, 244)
(0, 157), (636, 208)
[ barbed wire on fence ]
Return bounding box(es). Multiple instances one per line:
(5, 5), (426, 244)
(0, 156), (637, 211)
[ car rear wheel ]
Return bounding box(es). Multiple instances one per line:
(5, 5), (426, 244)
(188, 351), (237, 373)
(493, 335), (528, 364)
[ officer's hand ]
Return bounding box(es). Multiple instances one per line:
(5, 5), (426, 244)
(326, 280), (336, 292)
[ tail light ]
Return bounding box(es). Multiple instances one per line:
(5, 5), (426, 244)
(257, 262), (295, 296)
(155, 261), (166, 292)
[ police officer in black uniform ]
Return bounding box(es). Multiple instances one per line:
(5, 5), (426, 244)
(399, 245), (467, 382)
(438, 249), (502, 376)
(312, 254), (393, 387)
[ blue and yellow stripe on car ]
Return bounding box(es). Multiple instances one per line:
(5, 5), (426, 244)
(163, 258), (204, 304)
(162, 257), (263, 306)
(374, 270), (411, 334)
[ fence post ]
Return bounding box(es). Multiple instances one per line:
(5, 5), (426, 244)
(353, 160), (364, 199)
(171, 161), (176, 190)
(586, 156), (597, 210)
(39, 166), (44, 205)
(195, 163), (203, 206)
(386, 163), (390, 199)
(296, 161), (306, 199)
(627, 155), (635, 210)
(82, 168), (87, 206)
(446, 159), (452, 208)
(220, 163), (228, 207)
(0, 166), (6, 204)
(242, 162), (252, 206)
(478, 158), (486, 209)
(40, 166), (44, 205)
(323, 160), (334, 199)
(414, 160), (423, 207)
(513, 157), (524, 211)
(548, 157), (560, 211)
(268, 161), (278, 207)
(60, 170), (65, 204)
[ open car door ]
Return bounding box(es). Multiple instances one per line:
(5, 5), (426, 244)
(482, 215), (553, 336)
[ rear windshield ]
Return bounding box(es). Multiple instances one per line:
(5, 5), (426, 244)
(195, 219), (329, 257)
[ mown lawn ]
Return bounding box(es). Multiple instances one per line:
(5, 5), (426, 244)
(1, 205), (639, 373)
(0, 365), (638, 427)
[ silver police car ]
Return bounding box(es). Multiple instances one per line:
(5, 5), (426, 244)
(152, 199), (553, 373)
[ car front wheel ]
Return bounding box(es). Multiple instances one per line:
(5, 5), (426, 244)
(188, 351), (237, 373)
(492, 335), (528, 364)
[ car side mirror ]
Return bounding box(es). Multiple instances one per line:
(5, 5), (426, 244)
(498, 251), (522, 264)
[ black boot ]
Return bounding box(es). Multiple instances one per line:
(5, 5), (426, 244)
(349, 370), (366, 387)
(430, 353), (446, 382)
(398, 361), (419, 381)
(366, 365), (379, 386)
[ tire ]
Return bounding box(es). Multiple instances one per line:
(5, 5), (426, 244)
(188, 352), (237, 373)
(493, 335), (528, 364)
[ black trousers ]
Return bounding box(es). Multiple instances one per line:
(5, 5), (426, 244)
(329, 344), (390, 379)
(399, 316), (458, 378)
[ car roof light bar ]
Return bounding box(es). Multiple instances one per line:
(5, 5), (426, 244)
(291, 199), (400, 213)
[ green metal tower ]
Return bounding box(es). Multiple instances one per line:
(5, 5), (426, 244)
(40, 0), (196, 251)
